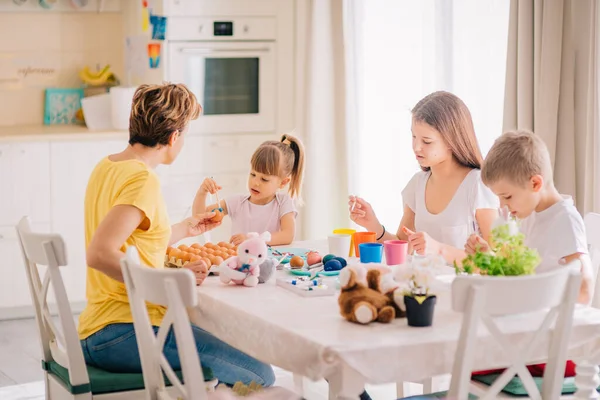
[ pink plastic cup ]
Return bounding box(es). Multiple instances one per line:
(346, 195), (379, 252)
(384, 240), (408, 265)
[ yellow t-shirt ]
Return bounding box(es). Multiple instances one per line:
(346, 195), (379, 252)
(78, 157), (171, 340)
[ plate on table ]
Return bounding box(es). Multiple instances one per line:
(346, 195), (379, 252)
(268, 247), (311, 264)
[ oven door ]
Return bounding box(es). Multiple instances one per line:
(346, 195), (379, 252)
(168, 41), (276, 134)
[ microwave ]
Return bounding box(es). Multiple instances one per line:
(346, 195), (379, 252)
(166, 19), (277, 135)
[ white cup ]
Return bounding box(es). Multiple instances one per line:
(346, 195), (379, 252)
(328, 234), (352, 257)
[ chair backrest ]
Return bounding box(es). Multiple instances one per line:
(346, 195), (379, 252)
(449, 267), (582, 400)
(15, 216), (90, 388)
(120, 246), (207, 400)
(584, 212), (600, 308)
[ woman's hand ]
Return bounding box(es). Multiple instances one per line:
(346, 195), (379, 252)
(348, 195), (381, 232)
(402, 226), (441, 255)
(183, 212), (221, 237)
(465, 234), (491, 255)
(198, 177), (221, 196)
(183, 259), (209, 285)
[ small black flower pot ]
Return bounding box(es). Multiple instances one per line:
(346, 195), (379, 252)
(404, 295), (437, 327)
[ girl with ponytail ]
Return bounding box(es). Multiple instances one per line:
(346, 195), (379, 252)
(193, 134), (305, 245)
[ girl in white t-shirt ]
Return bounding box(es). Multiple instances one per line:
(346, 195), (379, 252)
(349, 91), (499, 263)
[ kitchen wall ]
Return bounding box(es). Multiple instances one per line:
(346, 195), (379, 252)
(0, 10), (124, 126)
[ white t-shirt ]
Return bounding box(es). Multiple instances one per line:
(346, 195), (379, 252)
(401, 169), (499, 249)
(519, 195), (588, 273)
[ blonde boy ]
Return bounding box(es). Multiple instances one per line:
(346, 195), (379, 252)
(465, 130), (593, 304)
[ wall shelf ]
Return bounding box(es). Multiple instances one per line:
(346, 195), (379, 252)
(0, 0), (121, 13)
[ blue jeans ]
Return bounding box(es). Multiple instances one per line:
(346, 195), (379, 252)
(80, 323), (275, 387)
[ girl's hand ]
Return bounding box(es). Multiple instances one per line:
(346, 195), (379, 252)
(348, 195), (381, 231)
(199, 177), (221, 196)
(465, 234), (490, 255)
(402, 226), (440, 256)
(230, 233), (248, 246)
(182, 212), (221, 237)
(183, 259), (209, 285)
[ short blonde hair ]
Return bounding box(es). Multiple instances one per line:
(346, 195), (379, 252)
(129, 83), (201, 147)
(482, 130), (553, 187)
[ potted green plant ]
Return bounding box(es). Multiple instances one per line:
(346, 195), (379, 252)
(455, 222), (541, 276)
(395, 254), (445, 327)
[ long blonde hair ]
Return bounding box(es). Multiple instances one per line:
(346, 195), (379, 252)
(412, 91), (483, 171)
(250, 134), (305, 200)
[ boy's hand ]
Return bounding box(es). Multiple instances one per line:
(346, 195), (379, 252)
(402, 226), (440, 256)
(230, 233), (248, 246)
(465, 234), (490, 255)
(199, 177), (222, 196)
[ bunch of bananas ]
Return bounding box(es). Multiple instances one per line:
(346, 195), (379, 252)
(79, 65), (119, 87)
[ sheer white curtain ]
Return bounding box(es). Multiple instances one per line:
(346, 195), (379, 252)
(347, 0), (510, 231)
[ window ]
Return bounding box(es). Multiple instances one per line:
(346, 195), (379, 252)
(347, 0), (510, 231)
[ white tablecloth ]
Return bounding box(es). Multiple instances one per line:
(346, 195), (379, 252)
(192, 240), (600, 385)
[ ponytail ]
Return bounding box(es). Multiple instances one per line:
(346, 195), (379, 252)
(281, 134), (305, 201)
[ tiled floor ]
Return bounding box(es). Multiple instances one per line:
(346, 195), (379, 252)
(0, 317), (431, 399)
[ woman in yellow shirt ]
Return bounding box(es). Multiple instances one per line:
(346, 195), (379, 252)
(79, 83), (275, 386)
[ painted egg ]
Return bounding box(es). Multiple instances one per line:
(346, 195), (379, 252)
(289, 255), (304, 268)
(210, 209), (224, 223)
(322, 254), (337, 264)
(306, 251), (322, 266)
(324, 259), (343, 271)
(333, 257), (347, 267)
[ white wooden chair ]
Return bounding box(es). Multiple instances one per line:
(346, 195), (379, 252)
(120, 246), (212, 400)
(15, 216), (146, 399)
(120, 247), (299, 400)
(400, 267), (582, 400)
(584, 212), (600, 308)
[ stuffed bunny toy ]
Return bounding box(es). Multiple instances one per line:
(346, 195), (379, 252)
(218, 232), (271, 287)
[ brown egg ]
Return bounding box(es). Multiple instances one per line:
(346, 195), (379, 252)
(199, 251), (208, 258)
(191, 243), (202, 250)
(170, 249), (182, 259)
(177, 244), (189, 252)
(210, 209), (224, 223)
(202, 257), (212, 267)
(207, 255), (217, 265)
(191, 248), (202, 256)
(190, 255), (201, 262)
(205, 248), (215, 255)
(205, 242), (215, 249)
(166, 247), (177, 256)
(229, 249), (237, 256)
(290, 255), (304, 269)
(213, 256), (224, 265)
(180, 252), (192, 262)
(218, 241), (228, 248)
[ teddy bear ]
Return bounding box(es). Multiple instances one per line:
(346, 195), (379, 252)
(338, 264), (405, 324)
(218, 232), (271, 287)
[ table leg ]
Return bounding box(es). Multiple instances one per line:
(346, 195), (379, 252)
(327, 364), (366, 400)
(574, 343), (600, 400)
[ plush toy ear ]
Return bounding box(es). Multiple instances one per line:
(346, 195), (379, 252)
(259, 231), (272, 242)
(246, 232), (259, 239)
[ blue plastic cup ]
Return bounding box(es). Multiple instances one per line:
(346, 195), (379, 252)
(359, 243), (383, 263)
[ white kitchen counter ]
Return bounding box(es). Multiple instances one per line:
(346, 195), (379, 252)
(0, 125), (129, 143)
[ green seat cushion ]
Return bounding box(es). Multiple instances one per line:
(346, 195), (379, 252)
(472, 373), (600, 396)
(401, 391), (478, 399)
(43, 360), (214, 395)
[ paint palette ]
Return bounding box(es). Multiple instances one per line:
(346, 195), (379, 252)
(268, 247), (311, 264)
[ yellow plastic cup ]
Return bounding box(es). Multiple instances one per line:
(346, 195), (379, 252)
(333, 228), (356, 257)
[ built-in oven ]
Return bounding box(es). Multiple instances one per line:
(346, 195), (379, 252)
(166, 18), (276, 134)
